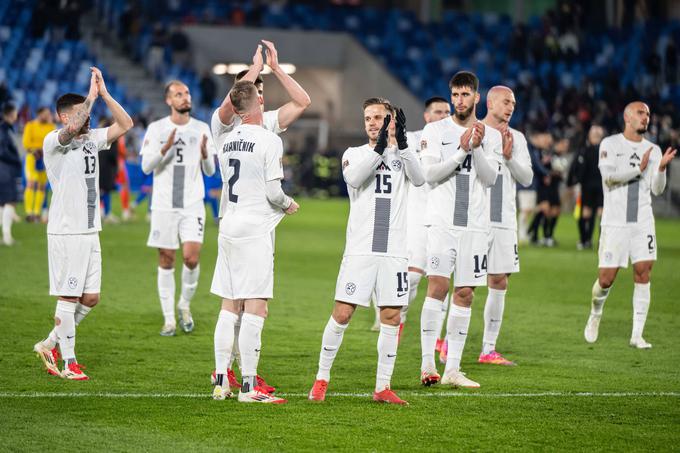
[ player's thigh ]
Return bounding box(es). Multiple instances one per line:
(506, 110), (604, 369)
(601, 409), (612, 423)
(407, 223), (428, 272)
(375, 256), (410, 307)
(48, 234), (92, 297)
(211, 234), (274, 300)
(630, 223), (657, 265)
(83, 234), (102, 295)
(426, 226), (457, 278)
(453, 230), (489, 288)
(147, 210), (180, 249)
(488, 228), (519, 275)
(334, 255), (379, 307)
(179, 211), (206, 246)
(598, 226), (629, 269)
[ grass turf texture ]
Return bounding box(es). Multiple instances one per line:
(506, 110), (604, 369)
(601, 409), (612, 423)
(1, 198), (679, 452)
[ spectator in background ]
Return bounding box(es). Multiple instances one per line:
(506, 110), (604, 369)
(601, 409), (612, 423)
(169, 25), (190, 67)
(147, 24), (168, 77)
(199, 72), (217, 108)
(22, 107), (55, 223)
(572, 125), (605, 250)
(527, 130), (552, 245)
(97, 118), (119, 224)
(0, 103), (22, 245)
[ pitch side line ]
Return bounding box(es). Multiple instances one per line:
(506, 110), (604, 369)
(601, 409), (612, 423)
(0, 391), (678, 399)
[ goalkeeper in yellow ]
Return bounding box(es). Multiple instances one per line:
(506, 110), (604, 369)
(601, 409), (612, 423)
(22, 107), (55, 222)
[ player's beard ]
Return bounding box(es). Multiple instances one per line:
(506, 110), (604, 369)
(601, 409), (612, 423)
(176, 106), (192, 114)
(454, 105), (474, 121)
(636, 124), (648, 134)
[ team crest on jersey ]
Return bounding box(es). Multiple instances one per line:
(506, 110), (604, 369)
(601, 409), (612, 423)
(67, 277), (78, 289)
(391, 160), (402, 171)
(376, 161), (392, 171)
(176, 138), (186, 146)
(83, 141), (96, 154)
(342, 160), (349, 169)
(630, 153), (640, 161)
(345, 282), (356, 295)
(600, 151), (607, 159)
(421, 140), (427, 149)
(430, 256), (440, 269)
(189, 136), (197, 145)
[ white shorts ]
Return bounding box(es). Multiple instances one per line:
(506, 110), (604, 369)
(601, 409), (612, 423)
(488, 228), (520, 275)
(517, 190), (537, 212)
(426, 226), (490, 287)
(599, 224), (657, 268)
(48, 233), (101, 297)
(210, 233), (274, 300)
(334, 255), (409, 307)
(147, 209), (206, 249)
(407, 223), (428, 271)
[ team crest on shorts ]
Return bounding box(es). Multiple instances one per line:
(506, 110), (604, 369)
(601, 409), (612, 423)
(67, 277), (78, 289)
(391, 160), (402, 171)
(152, 230), (160, 240)
(430, 256), (440, 269)
(604, 251), (613, 263)
(345, 282), (356, 295)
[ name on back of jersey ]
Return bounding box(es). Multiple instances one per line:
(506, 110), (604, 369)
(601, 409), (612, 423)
(223, 139), (256, 154)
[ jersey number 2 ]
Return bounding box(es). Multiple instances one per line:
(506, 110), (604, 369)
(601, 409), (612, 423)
(228, 158), (240, 203)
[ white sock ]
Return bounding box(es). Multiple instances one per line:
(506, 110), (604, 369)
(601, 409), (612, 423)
(632, 282), (651, 340)
(214, 310), (238, 374)
(420, 296), (444, 371)
(2, 204), (15, 243)
(482, 288), (506, 355)
(591, 279), (610, 315)
(75, 302), (92, 326)
(157, 267), (176, 325)
(407, 271), (423, 305)
(376, 323), (399, 391)
(239, 312), (265, 379)
(55, 300), (77, 363)
(43, 328), (59, 349)
(178, 264), (199, 311)
(444, 305), (472, 374)
(436, 293), (450, 339)
(316, 316), (349, 382)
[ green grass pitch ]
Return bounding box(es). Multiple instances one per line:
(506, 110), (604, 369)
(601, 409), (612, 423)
(1, 198), (679, 452)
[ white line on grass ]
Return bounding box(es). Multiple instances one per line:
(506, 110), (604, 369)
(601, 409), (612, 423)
(0, 391), (678, 399)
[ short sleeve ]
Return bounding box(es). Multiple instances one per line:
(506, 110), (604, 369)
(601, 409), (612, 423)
(140, 123), (160, 156)
(265, 134), (284, 181)
(204, 124), (219, 157)
(598, 138), (614, 170)
(211, 109), (235, 141)
(419, 123), (441, 161)
(263, 109), (285, 134)
(91, 128), (111, 151)
(43, 130), (68, 154)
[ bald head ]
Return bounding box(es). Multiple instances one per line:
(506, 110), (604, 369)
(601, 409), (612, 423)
(486, 85), (516, 124)
(623, 101), (650, 136)
(165, 80), (192, 114)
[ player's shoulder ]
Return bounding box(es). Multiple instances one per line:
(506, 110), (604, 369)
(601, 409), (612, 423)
(509, 126), (527, 141)
(190, 117), (211, 131)
(426, 117), (450, 132)
(146, 117), (168, 130)
(485, 124), (503, 139)
(343, 144), (370, 157)
(600, 133), (621, 147)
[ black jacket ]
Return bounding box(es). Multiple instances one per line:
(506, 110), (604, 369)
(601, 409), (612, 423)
(0, 121), (22, 184)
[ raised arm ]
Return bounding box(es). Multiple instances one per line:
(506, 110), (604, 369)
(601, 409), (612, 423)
(91, 67), (133, 145)
(216, 45), (264, 126)
(394, 108), (423, 187)
(57, 69), (98, 146)
(262, 40), (311, 130)
(470, 122), (498, 187)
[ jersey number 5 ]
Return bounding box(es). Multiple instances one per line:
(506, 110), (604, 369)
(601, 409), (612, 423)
(228, 158), (241, 203)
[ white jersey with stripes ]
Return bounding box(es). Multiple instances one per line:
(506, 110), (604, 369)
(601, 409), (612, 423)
(140, 116), (217, 215)
(43, 127), (110, 235)
(341, 144), (411, 258)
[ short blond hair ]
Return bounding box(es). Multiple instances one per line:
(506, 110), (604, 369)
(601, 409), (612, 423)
(230, 81), (258, 113)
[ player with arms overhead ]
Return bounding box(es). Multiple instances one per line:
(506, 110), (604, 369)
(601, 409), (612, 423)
(584, 101), (676, 349)
(141, 81), (217, 336)
(210, 81), (298, 403)
(33, 67), (133, 380)
(210, 40), (310, 392)
(479, 86), (533, 366)
(418, 71), (501, 388)
(308, 98), (424, 405)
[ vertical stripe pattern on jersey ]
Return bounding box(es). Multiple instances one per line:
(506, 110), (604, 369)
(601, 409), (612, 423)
(172, 166), (185, 209)
(85, 177), (96, 229)
(490, 174), (503, 223)
(453, 174), (470, 227)
(626, 179), (639, 223)
(372, 198), (391, 253)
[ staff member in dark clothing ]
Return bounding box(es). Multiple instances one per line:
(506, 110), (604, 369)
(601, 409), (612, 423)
(572, 125), (605, 249)
(97, 117), (118, 223)
(0, 103), (22, 245)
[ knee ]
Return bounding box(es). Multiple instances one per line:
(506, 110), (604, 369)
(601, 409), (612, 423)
(183, 255), (199, 269)
(488, 274), (508, 290)
(598, 275), (615, 289)
(159, 250), (175, 269)
(332, 303), (354, 325)
(80, 293), (100, 307)
(427, 277), (449, 300)
(454, 287), (474, 306)
(379, 308), (401, 326)
(634, 270), (651, 284)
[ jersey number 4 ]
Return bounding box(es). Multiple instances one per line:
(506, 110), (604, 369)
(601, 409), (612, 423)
(228, 158), (241, 203)
(455, 154), (472, 173)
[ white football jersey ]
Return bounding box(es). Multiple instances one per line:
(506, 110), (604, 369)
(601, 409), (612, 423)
(212, 108), (283, 217)
(489, 127), (531, 230)
(406, 130), (430, 230)
(342, 144), (412, 258)
(421, 117), (502, 232)
(43, 127), (110, 235)
(599, 133), (663, 227)
(217, 124), (285, 240)
(140, 117), (217, 215)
